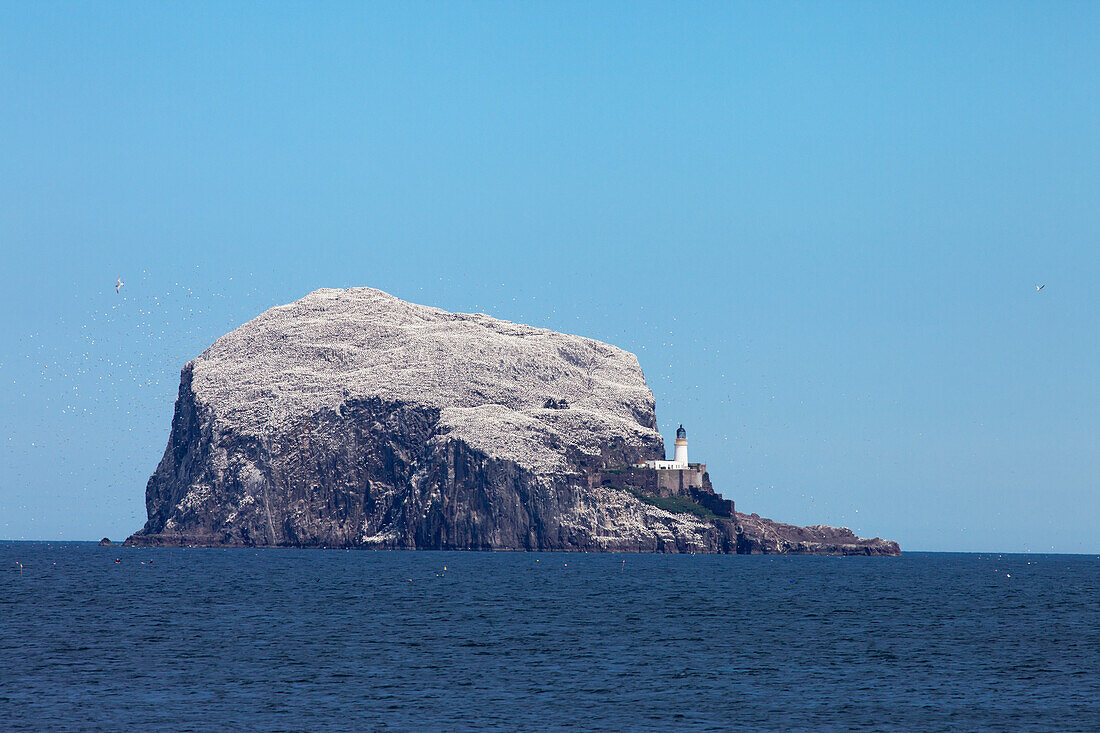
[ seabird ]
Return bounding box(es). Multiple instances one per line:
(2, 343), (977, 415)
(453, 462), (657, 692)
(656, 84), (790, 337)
(116, 278), (124, 294)
(1035, 284), (1045, 291)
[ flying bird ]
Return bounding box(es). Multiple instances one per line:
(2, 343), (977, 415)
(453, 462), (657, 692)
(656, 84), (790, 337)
(116, 278), (124, 294)
(1035, 284), (1045, 292)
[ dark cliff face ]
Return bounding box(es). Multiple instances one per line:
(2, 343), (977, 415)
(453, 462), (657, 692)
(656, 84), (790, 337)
(132, 365), (673, 550)
(127, 287), (900, 556)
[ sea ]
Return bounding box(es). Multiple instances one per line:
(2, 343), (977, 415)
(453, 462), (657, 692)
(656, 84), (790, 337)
(1, 543), (1097, 732)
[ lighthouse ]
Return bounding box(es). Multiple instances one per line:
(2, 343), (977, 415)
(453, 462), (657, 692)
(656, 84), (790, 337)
(673, 424), (688, 467)
(631, 423), (703, 478)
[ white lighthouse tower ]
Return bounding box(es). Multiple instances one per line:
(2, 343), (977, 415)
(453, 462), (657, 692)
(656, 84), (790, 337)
(673, 424), (688, 467)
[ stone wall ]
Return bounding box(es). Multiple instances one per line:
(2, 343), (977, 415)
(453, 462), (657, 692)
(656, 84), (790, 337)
(596, 465), (734, 518)
(656, 464), (707, 494)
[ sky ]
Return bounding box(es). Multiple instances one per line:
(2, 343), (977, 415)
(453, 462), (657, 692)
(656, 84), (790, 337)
(1, 2), (1098, 552)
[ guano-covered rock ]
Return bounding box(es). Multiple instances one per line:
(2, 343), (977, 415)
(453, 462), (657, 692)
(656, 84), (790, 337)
(126, 287), (899, 556)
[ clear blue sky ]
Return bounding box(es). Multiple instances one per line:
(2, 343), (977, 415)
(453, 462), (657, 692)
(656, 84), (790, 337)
(2, 2), (1097, 552)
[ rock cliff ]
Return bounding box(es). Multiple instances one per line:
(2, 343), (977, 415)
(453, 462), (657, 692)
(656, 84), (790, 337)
(126, 287), (899, 556)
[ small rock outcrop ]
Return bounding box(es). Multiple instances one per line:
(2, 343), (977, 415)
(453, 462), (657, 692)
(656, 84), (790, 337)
(734, 513), (900, 555)
(126, 287), (898, 555)
(98, 537), (114, 546)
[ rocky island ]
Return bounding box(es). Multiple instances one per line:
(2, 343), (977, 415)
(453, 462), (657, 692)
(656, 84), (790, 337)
(126, 288), (899, 556)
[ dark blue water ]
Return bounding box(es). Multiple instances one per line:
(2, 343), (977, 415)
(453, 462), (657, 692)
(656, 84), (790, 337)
(1, 544), (1097, 731)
